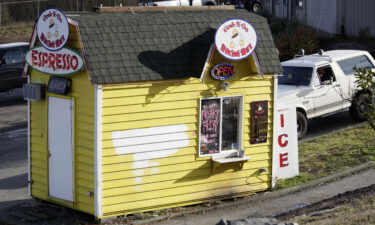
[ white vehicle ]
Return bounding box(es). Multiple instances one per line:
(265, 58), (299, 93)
(278, 50), (375, 139)
(141, 0), (216, 6)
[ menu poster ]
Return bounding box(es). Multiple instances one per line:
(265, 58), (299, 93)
(250, 100), (268, 144)
(200, 99), (221, 155)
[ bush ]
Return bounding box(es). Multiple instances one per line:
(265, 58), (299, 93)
(354, 68), (375, 132)
(269, 19), (320, 61)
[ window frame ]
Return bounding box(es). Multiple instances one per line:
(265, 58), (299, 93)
(198, 95), (244, 158)
(315, 65), (337, 86)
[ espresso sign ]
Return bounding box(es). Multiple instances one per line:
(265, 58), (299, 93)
(211, 63), (235, 80)
(26, 46), (84, 75)
(37, 8), (69, 51)
(215, 19), (257, 61)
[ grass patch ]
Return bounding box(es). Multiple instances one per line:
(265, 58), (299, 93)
(276, 123), (375, 189)
(0, 22), (33, 44)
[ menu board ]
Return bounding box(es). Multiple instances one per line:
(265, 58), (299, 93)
(250, 100), (268, 144)
(47, 76), (71, 95)
(200, 99), (221, 155)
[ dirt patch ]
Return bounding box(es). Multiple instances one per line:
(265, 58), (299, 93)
(275, 184), (375, 222)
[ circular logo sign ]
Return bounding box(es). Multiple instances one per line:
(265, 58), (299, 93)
(37, 8), (69, 51)
(215, 19), (257, 61)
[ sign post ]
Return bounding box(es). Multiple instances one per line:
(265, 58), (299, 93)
(272, 104), (299, 185)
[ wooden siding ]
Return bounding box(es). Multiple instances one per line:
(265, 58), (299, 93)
(100, 48), (275, 217)
(29, 23), (95, 214)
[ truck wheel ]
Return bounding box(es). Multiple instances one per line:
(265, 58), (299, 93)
(251, 2), (262, 13)
(297, 111), (307, 139)
(349, 93), (371, 122)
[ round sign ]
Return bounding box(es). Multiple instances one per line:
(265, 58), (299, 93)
(215, 18), (257, 61)
(37, 8), (69, 51)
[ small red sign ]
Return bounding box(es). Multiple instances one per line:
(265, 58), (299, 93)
(210, 63), (235, 80)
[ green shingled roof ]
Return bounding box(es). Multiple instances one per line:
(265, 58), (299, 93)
(70, 10), (281, 85)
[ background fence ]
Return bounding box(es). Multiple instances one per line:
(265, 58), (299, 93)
(0, 0), (143, 27)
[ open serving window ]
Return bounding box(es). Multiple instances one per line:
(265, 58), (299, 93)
(199, 96), (243, 157)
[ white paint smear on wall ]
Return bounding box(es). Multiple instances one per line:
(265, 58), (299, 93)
(112, 124), (190, 187)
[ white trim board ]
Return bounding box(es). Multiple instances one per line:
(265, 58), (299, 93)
(94, 86), (103, 218)
(272, 74), (278, 188)
(27, 76), (31, 197)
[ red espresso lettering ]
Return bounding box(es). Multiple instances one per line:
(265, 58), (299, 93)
(30, 49), (80, 72)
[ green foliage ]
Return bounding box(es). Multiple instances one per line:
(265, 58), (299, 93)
(354, 68), (375, 131)
(269, 19), (319, 61)
(275, 174), (314, 189)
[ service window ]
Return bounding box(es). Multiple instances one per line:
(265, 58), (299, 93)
(199, 96), (243, 156)
(337, 55), (375, 76)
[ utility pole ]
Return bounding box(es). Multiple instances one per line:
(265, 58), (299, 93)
(0, 4), (2, 29)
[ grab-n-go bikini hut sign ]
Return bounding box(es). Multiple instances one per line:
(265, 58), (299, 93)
(25, 8), (83, 75)
(215, 19), (257, 60)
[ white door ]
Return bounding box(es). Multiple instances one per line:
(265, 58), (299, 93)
(48, 96), (74, 202)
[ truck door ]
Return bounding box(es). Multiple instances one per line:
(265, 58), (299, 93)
(311, 65), (344, 117)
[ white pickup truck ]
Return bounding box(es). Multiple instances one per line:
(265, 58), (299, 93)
(278, 50), (374, 139)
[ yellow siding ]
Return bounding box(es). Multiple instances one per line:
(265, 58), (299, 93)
(29, 23), (95, 214)
(100, 48), (275, 217)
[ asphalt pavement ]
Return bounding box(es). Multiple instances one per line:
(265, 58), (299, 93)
(0, 88), (27, 132)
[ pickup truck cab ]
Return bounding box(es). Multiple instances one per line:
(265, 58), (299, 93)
(279, 50), (375, 139)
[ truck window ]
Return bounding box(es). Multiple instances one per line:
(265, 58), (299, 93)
(279, 66), (313, 86)
(337, 55), (375, 75)
(2, 49), (23, 64)
(316, 66), (336, 84)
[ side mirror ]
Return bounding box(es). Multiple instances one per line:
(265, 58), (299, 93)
(0, 59), (5, 66)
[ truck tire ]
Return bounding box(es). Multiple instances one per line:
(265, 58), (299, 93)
(349, 93), (371, 122)
(251, 2), (262, 13)
(297, 111), (307, 139)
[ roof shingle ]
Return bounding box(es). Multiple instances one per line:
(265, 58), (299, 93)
(70, 10), (281, 85)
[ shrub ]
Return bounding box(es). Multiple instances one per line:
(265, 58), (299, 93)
(354, 68), (375, 132)
(274, 24), (320, 61)
(269, 18), (320, 61)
